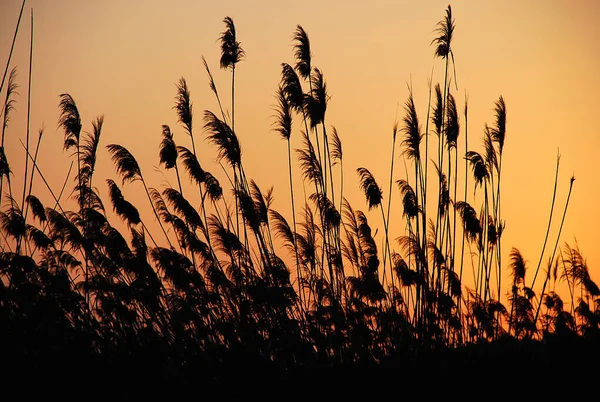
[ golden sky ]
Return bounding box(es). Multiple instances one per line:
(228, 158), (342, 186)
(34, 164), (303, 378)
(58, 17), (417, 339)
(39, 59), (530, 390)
(1, 0), (599, 301)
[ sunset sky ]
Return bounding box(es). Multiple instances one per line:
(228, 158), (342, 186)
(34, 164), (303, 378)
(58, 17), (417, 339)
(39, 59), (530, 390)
(1, 0), (598, 302)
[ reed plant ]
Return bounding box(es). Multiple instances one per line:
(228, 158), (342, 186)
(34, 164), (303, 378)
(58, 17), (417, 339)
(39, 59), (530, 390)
(0, 5), (597, 397)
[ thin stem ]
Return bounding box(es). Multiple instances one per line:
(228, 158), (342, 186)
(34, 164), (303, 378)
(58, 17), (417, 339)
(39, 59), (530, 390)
(0, 0), (25, 95)
(202, 56), (228, 125)
(21, 129), (41, 232)
(458, 93), (468, 306)
(21, 8), (34, 213)
(495, 155), (503, 311)
(19, 138), (70, 215)
(379, 205), (393, 289)
(231, 64), (236, 135)
(287, 138), (303, 307)
(531, 176), (575, 337)
(16, 8), (34, 251)
(383, 128), (396, 272)
(531, 152), (560, 289)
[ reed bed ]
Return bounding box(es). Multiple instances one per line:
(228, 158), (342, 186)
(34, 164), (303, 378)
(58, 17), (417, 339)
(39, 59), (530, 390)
(0, 4), (598, 398)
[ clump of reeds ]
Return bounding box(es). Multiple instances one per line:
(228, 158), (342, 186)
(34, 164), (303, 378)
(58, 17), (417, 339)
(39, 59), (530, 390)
(0, 4), (597, 395)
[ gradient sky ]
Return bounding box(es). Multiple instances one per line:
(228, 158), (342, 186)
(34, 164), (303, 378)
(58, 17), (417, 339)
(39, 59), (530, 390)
(1, 0), (598, 302)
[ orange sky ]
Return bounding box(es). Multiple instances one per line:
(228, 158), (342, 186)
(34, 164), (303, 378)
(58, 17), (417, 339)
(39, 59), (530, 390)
(1, 0), (599, 304)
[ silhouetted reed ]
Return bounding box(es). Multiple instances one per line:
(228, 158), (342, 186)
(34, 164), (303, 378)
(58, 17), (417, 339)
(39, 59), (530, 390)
(1, 4), (597, 397)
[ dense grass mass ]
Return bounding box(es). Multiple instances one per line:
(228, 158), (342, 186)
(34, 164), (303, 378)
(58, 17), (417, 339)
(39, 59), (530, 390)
(1, 4), (598, 398)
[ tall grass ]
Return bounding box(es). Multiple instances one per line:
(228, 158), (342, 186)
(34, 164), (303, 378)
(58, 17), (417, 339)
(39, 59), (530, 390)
(0, 4), (598, 396)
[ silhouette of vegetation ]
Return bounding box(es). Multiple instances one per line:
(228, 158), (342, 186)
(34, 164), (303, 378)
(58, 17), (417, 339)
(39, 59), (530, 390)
(0, 4), (597, 398)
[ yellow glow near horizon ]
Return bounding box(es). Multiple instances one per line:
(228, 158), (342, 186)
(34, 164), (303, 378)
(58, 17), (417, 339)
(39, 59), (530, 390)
(1, 0), (598, 305)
